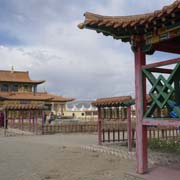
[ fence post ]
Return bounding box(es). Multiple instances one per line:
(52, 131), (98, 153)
(98, 107), (102, 145)
(4, 110), (7, 136)
(42, 111), (44, 135)
(127, 105), (132, 152)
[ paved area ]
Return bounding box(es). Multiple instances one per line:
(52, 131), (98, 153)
(0, 132), (136, 180)
(1, 128), (180, 180)
(127, 165), (180, 180)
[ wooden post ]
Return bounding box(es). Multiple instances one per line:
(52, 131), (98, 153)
(29, 111), (31, 132)
(9, 111), (11, 128)
(127, 105), (132, 152)
(42, 111), (44, 135)
(135, 46), (148, 174)
(12, 111), (15, 128)
(35, 111), (38, 135)
(98, 107), (102, 145)
(4, 110), (7, 136)
(32, 112), (35, 132)
(21, 111), (24, 131)
(18, 110), (21, 129)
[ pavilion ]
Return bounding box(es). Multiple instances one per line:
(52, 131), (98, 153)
(78, 0), (180, 174)
(92, 95), (134, 151)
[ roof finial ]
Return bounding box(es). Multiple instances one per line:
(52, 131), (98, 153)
(11, 65), (14, 73)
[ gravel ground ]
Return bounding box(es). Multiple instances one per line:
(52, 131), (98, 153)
(0, 132), (136, 180)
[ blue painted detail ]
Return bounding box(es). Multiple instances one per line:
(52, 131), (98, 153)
(170, 111), (178, 118)
(169, 103), (180, 118)
(178, 126), (180, 133)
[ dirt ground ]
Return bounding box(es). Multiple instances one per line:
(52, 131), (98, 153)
(0, 133), (135, 180)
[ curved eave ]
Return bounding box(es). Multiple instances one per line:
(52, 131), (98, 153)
(92, 96), (135, 107)
(52, 98), (75, 103)
(30, 80), (45, 85)
(92, 101), (134, 107)
(78, 0), (180, 41)
(5, 97), (52, 101)
(23, 80), (45, 85)
(0, 80), (45, 84)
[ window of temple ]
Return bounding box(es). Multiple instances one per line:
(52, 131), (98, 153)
(12, 84), (18, 92)
(24, 84), (29, 92)
(20, 100), (31, 104)
(1, 84), (9, 92)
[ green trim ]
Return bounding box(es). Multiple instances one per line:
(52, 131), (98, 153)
(143, 62), (180, 118)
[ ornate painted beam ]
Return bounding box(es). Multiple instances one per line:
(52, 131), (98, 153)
(154, 41), (180, 54)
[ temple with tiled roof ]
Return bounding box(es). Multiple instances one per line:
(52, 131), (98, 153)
(0, 69), (74, 115)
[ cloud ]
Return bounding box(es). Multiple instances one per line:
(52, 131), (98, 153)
(0, 0), (177, 99)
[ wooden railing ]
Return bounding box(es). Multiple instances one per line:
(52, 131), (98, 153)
(42, 121), (98, 134)
(102, 126), (179, 143)
(8, 119), (179, 142)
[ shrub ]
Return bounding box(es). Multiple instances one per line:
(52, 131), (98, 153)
(148, 138), (180, 153)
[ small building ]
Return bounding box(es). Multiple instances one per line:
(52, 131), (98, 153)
(0, 69), (74, 116)
(64, 100), (98, 121)
(92, 96), (134, 149)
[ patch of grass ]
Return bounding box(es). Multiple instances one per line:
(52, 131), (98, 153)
(148, 138), (180, 153)
(43, 175), (52, 179)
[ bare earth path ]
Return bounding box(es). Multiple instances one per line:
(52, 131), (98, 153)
(0, 133), (135, 180)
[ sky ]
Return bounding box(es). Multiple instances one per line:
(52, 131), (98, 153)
(0, 0), (178, 100)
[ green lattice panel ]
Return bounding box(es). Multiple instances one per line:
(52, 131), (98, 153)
(149, 75), (174, 109)
(143, 62), (180, 118)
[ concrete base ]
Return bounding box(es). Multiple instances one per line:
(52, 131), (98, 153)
(127, 164), (180, 180)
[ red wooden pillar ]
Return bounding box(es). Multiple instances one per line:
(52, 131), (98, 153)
(42, 110), (44, 135)
(18, 111), (21, 129)
(135, 46), (148, 174)
(32, 112), (35, 132)
(21, 111), (24, 131)
(98, 107), (102, 145)
(3, 110), (7, 136)
(35, 111), (38, 134)
(12, 111), (15, 128)
(9, 111), (11, 128)
(29, 111), (31, 132)
(127, 105), (132, 152)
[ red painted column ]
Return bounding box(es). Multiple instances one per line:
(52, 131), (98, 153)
(18, 111), (21, 129)
(29, 111), (31, 132)
(134, 46), (148, 174)
(35, 111), (38, 134)
(3, 110), (7, 136)
(42, 111), (44, 135)
(32, 112), (35, 132)
(12, 110), (16, 128)
(127, 105), (132, 152)
(21, 111), (24, 131)
(98, 107), (102, 145)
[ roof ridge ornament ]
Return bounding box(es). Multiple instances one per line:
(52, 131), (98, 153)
(11, 65), (14, 73)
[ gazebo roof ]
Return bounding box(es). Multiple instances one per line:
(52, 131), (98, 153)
(92, 96), (134, 107)
(78, 0), (180, 54)
(47, 94), (75, 102)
